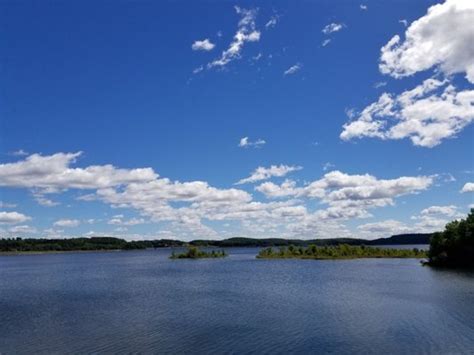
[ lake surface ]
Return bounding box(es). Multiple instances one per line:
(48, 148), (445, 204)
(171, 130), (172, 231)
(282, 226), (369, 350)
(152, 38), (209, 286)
(1, 248), (473, 354)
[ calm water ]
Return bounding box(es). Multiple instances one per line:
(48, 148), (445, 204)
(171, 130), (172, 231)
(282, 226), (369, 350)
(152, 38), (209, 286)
(1, 248), (473, 354)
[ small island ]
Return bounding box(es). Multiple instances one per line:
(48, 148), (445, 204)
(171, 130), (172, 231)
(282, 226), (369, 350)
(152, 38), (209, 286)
(170, 246), (228, 259)
(257, 244), (427, 260)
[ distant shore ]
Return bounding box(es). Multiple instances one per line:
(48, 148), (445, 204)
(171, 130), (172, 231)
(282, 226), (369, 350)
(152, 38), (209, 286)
(0, 234), (433, 254)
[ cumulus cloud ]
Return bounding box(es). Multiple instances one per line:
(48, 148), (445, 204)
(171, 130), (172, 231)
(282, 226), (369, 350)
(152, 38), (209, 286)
(380, 0), (474, 83)
(322, 23), (344, 34)
(0, 211), (31, 224)
(0, 152), (157, 193)
(208, 7), (260, 69)
(257, 170), (432, 219)
(192, 39), (215, 51)
(236, 164), (302, 185)
(342, 0), (474, 147)
(53, 219), (80, 228)
(420, 205), (460, 217)
(0, 151), (436, 240)
(461, 182), (474, 192)
(360, 4), (368, 10)
(238, 137), (266, 148)
(255, 179), (300, 198)
(284, 63), (302, 76)
(341, 78), (474, 147)
(411, 205), (464, 232)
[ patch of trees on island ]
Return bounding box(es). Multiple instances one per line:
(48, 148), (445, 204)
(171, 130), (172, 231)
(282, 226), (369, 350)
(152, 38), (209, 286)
(170, 246), (227, 259)
(256, 244), (427, 259)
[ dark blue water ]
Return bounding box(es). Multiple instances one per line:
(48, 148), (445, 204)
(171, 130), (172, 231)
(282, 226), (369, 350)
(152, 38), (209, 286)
(1, 248), (473, 354)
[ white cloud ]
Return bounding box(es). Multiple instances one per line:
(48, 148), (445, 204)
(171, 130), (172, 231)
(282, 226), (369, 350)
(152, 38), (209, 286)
(238, 137), (266, 148)
(411, 205), (464, 232)
(54, 219), (80, 228)
(343, 0), (474, 148)
(322, 23), (344, 34)
(0, 151), (436, 241)
(208, 7), (260, 69)
(340, 78), (474, 147)
(0, 211), (31, 224)
(236, 164), (302, 185)
(265, 15), (278, 29)
(0, 152), (157, 193)
(420, 205), (460, 217)
(284, 63), (302, 76)
(380, 0), (474, 83)
(461, 182), (474, 192)
(108, 217), (146, 226)
(322, 39), (331, 47)
(360, 4), (368, 10)
(374, 81), (387, 89)
(257, 170), (433, 220)
(9, 225), (37, 234)
(192, 39), (215, 51)
(255, 179), (300, 198)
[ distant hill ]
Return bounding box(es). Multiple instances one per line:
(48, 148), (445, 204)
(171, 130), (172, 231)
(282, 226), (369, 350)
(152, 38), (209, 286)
(0, 233), (432, 253)
(369, 233), (432, 245)
(191, 234), (432, 247)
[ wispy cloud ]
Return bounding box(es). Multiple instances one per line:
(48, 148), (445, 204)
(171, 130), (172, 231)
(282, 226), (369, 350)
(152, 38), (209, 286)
(10, 149), (29, 157)
(322, 23), (344, 34)
(265, 15), (279, 29)
(238, 137), (266, 148)
(236, 164), (302, 185)
(208, 7), (260, 69)
(373, 81), (387, 89)
(322, 39), (331, 47)
(284, 63), (302, 76)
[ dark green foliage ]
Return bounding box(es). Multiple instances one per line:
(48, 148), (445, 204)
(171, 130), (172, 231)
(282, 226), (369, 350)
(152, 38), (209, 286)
(0, 237), (186, 252)
(257, 244), (427, 260)
(169, 246), (227, 259)
(428, 209), (474, 268)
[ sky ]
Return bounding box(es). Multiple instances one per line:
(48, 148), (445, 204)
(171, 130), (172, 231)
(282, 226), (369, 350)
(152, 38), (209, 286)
(0, 0), (473, 241)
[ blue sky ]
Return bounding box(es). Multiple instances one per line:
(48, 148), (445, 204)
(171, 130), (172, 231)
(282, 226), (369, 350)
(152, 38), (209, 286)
(1, 0), (473, 240)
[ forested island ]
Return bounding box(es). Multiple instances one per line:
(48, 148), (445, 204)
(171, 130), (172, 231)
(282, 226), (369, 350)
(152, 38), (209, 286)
(170, 246), (227, 259)
(257, 244), (427, 260)
(427, 209), (473, 268)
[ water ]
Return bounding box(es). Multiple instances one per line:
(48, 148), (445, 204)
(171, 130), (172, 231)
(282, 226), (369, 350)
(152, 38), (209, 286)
(1, 248), (473, 354)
